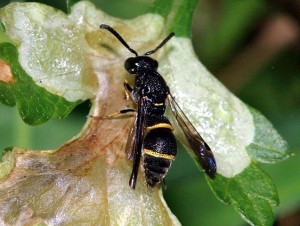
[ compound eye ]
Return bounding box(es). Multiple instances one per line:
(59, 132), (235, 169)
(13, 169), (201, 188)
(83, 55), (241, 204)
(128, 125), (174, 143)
(124, 57), (137, 74)
(124, 58), (132, 70)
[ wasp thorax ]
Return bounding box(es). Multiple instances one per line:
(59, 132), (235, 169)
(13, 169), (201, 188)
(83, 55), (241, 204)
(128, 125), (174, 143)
(124, 56), (158, 74)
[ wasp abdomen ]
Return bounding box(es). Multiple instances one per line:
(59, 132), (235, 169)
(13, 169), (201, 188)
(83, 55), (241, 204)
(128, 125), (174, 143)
(143, 126), (177, 187)
(144, 155), (172, 187)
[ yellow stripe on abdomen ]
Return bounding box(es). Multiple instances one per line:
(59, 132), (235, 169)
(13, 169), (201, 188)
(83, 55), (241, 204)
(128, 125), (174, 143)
(147, 123), (174, 131)
(153, 102), (164, 106)
(144, 149), (175, 160)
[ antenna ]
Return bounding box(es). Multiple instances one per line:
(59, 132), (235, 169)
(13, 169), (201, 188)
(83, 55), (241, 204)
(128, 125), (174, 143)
(100, 24), (138, 56)
(144, 32), (175, 56)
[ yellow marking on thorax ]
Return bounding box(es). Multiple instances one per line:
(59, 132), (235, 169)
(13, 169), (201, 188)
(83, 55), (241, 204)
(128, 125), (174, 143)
(153, 102), (164, 106)
(147, 123), (174, 131)
(144, 149), (175, 160)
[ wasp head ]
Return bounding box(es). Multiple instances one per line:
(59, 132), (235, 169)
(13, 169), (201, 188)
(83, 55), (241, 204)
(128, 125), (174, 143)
(124, 56), (158, 74)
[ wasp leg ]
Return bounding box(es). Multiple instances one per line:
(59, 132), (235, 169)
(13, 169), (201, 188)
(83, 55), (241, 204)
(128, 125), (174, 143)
(89, 81), (135, 119)
(89, 108), (136, 119)
(124, 80), (133, 101)
(89, 80), (135, 119)
(103, 108), (136, 118)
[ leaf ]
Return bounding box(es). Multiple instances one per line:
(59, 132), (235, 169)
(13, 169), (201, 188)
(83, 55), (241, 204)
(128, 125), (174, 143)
(66, 0), (81, 14)
(150, 0), (198, 37)
(0, 43), (80, 124)
(246, 106), (290, 163)
(0, 2), (96, 124)
(0, 120), (180, 225)
(208, 163), (278, 226)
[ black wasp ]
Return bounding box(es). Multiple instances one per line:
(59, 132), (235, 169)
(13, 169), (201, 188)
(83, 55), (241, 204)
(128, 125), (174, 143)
(100, 24), (217, 189)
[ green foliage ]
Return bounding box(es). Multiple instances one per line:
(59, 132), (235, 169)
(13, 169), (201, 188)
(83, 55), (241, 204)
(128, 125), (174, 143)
(0, 104), (85, 158)
(208, 163), (278, 226)
(0, 43), (80, 125)
(149, 0), (173, 19)
(246, 107), (290, 163)
(150, 0), (198, 36)
(197, 0), (268, 69)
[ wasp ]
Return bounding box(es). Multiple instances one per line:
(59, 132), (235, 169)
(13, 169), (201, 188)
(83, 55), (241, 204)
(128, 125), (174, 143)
(100, 24), (217, 189)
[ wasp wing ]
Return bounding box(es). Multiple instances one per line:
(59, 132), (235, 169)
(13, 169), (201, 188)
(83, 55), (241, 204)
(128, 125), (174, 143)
(129, 96), (147, 189)
(167, 94), (217, 178)
(125, 113), (138, 161)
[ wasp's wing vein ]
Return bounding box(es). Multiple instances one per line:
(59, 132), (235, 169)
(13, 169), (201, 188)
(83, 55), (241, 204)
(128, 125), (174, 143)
(167, 94), (217, 178)
(125, 114), (138, 161)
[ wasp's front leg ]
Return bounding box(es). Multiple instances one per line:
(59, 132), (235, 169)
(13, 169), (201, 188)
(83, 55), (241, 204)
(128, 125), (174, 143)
(124, 80), (133, 101)
(89, 80), (135, 119)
